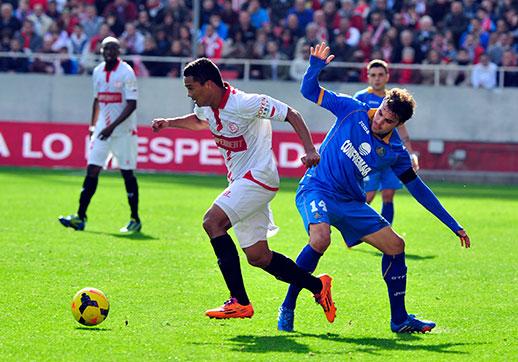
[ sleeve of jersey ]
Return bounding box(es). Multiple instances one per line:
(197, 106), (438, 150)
(240, 93), (288, 122)
(123, 68), (138, 100)
(404, 176), (463, 235)
(300, 56), (362, 117)
(193, 105), (208, 121)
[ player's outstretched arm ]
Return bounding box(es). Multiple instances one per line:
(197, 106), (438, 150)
(300, 42), (335, 103)
(285, 106), (320, 168)
(152, 113), (209, 132)
(401, 170), (471, 248)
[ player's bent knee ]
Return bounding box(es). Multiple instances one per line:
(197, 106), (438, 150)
(309, 232), (331, 253)
(246, 253), (270, 268)
(386, 236), (405, 255)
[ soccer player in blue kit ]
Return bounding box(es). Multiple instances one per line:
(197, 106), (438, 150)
(277, 42), (470, 333)
(354, 59), (419, 224)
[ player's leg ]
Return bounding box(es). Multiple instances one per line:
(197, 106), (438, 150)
(203, 203), (252, 317)
(278, 189), (334, 331)
(58, 164), (102, 231)
(362, 227), (435, 333)
(111, 134), (140, 232)
(120, 169), (141, 232)
(379, 169), (403, 224)
(380, 189), (396, 224)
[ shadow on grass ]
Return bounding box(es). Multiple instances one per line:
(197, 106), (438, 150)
(75, 326), (112, 331)
(84, 230), (158, 241)
(228, 332), (475, 355)
(351, 247), (437, 261)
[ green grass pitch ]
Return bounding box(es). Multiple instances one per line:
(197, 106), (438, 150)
(0, 167), (516, 361)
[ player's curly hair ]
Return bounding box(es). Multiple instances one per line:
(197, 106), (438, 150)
(385, 88), (416, 123)
(183, 58), (225, 88)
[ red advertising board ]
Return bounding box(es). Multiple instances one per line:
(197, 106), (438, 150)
(1, 121), (517, 174)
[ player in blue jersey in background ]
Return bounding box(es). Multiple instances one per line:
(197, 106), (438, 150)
(354, 59), (419, 225)
(277, 42), (470, 333)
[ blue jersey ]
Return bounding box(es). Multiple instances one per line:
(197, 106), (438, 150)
(298, 56), (463, 236)
(353, 87), (384, 108)
(300, 59), (412, 202)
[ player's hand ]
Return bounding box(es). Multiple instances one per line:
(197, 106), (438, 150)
(310, 42), (335, 64)
(457, 229), (470, 248)
(98, 125), (114, 140)
(152, 118), (169, 133)
(301, 148), (320, 168)
(410, 153), (419, 172)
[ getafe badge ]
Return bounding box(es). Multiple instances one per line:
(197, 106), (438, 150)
(376, 146), (386, 157)
(314, 212), (321, 219)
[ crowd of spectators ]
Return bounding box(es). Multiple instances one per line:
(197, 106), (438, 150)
(0, 0), (517, 87)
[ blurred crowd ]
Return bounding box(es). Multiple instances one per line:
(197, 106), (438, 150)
(0, 0), (517, 87)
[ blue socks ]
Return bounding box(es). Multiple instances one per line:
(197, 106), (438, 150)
(381, 202), (394, 224)
(281, 244), (322, 310)
(382, 252), (408, 324)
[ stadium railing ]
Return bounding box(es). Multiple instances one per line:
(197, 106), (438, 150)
(1, 51), (517, 88)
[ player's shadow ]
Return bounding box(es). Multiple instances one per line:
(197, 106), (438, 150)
(351, 248), (437, 261)
(75, 327), (112, 331)
(229, 333), (474, 355)
(227, 334), (311, 354)
(84, 230), (158, 241)
(297, 332), (473, 355)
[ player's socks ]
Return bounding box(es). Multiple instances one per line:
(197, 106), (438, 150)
(77, 175), (98, 220)
(210, 234), (250, 306)
(382, 202), (394, 224)
(263, 251), (322, 294)
(382, 252), (408, 325)
(123, 172), (140, 222)
(282, 244), (322, 309)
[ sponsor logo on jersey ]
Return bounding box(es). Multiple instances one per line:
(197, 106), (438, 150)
(358, 142), (371, 156)
(376, 146), (386, 157)
(359, 121), (370, 134)
(98, 92), (122, 104)
(212, 134), (248, 152)
(340, 140), (372, 177)
(257, 97), (271, 118)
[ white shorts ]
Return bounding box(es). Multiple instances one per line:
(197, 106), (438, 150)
(214, 178), (279, 248)
(87, 134), (138, 170)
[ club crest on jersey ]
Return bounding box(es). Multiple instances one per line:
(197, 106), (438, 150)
(376, 146), (386, 157)
(228, 122), (239, 133)
(313, 212), (321, 219)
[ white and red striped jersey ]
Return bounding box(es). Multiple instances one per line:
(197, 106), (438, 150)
(194, 83), (289, 190)
(92, 58), (138, 137)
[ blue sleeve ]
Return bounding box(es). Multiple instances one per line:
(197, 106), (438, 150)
(300, 56), (364, 118)
(405, 176), (463, 235)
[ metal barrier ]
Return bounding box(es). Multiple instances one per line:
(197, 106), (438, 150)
(1, 51), (517, 88)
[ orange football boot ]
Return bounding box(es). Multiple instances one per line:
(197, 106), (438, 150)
(205, 297), (254, 319)
(314, 274), (336, 323)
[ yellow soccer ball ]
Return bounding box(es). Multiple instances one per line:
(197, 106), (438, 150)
(71, 287), (109, 326)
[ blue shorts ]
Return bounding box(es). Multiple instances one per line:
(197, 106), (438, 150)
(295, 186), (389, 247)
(364, 168), (402, 192)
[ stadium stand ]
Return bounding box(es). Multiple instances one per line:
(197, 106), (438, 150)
(0, 0), (516, 85)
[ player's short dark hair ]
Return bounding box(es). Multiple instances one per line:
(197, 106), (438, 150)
(367, 59), (389, 73)
(183, 58), (224, 88)
(385, 88), (416, 123)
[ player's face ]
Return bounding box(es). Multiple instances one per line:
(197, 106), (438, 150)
(183, 76), (211, 106)
(371, 102), (400, 135)
(102, 43), (120, 63)
(367, 67), (389, 91)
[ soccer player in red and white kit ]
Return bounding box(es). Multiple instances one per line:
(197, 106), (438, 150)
(59, 37), (141, 233)
(152, 58), (336, 322)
